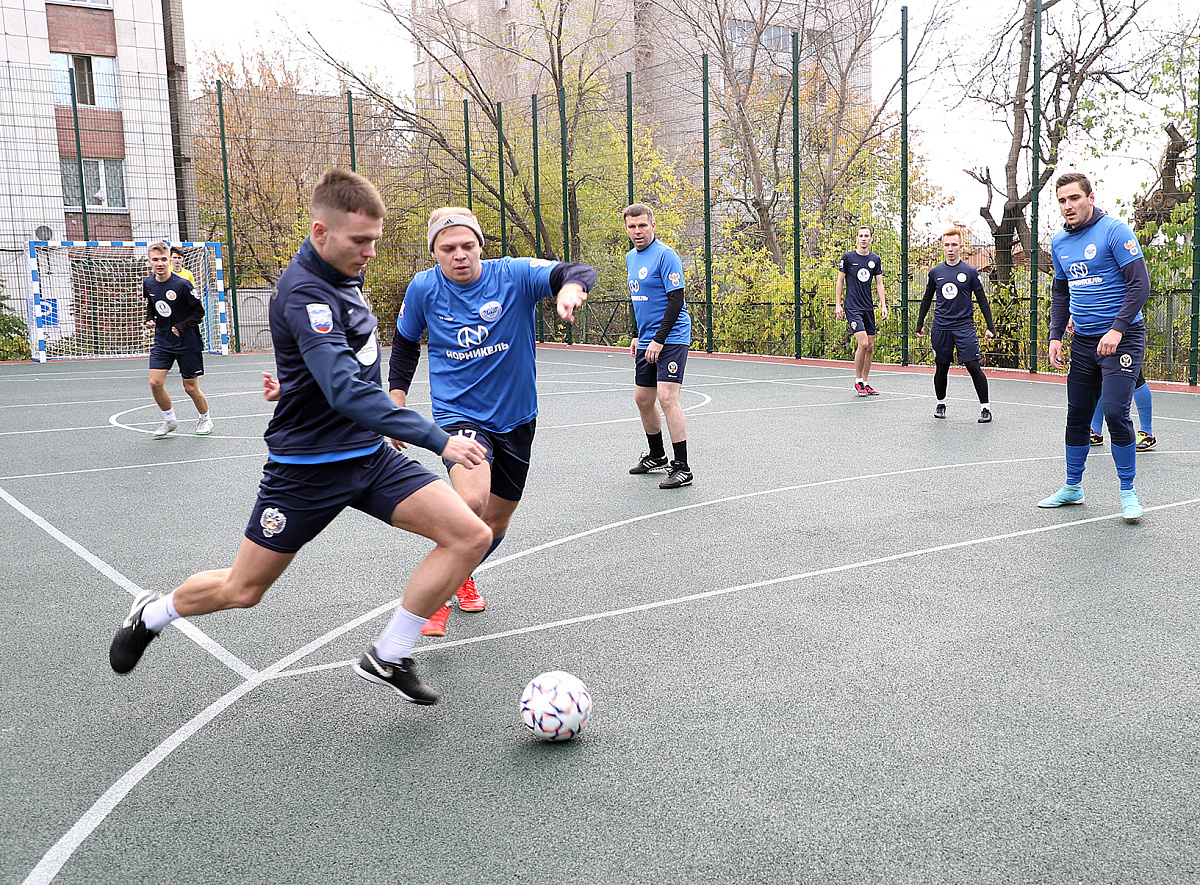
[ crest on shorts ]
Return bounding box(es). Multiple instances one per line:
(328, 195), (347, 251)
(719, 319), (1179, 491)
(306, 303), (334, 333)
(667, 361), (679, 374)
(260, 507), (287, 538)
(851, 320), (859, 330)
(1120, 354), (1132, 368)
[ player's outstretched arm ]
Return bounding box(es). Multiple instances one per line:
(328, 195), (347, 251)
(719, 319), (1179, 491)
(557, 283), (587, 323)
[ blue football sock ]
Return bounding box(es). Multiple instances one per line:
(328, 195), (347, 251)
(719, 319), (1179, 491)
(1111, 442), (1137, 490)
(481, 535), (504, 563)
(1090, 398), (1104, 436)
(1133, 383), (1153, 435)
(1065, 443), (1091, 486)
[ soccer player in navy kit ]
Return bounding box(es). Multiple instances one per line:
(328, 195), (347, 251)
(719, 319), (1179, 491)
(1038, 172), (1151, 523)
(110, 169), (491, 705)
(388, 207), (594, 638)
(835, 224), (888, 395)
(143, 242), (213, 437)
(623, 203), (694, 490)
(916, 227), (997, 422)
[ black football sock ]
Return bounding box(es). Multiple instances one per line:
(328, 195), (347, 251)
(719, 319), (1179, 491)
(647, 431), (665, 458)
(672, 439), (688, 468)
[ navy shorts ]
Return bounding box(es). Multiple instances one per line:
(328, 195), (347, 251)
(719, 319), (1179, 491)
(245, 444), (440, 553)
(931, 326), (982, 364)
(440, 419), (536, 502)
(634, 343), (689, 387)
(845, 309), (876, 337)
(1065, 325), (1146, 448)
(149, 344), (204, 379)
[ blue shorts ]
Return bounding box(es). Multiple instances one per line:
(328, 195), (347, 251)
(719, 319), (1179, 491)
(931, 326), (981, 364)
(440, 419), (536, 502)
(245, 444), (440, 553)
(635, 343), (689, 387)
(1065, 325), (1146, 448)
(149, 344), (204, 379)
(845, 309), (876, 337)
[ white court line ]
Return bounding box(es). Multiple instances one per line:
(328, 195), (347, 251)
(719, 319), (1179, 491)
(18, 453), (1200, 884)
(0, 452), (266, 482)
(0, 485), (254, 681)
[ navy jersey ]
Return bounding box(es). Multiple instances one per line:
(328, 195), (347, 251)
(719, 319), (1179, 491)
(839, 251), (883, 312)
(925, 261), (985, 329)
(1051, 211), (1144, 337)
(398, 257), (556, 433)
(265, 239), (445, 459)
(144, 273), (202, 352)
(626, 238), (690, 348)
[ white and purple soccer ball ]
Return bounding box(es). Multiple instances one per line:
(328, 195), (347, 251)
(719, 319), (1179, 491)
(520, 671), (591, 742)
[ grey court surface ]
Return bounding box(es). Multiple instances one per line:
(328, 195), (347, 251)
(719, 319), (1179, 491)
(2, 347), (1198, 885)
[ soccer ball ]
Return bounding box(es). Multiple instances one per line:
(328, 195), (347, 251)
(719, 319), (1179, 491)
(520, 671), (591, 742)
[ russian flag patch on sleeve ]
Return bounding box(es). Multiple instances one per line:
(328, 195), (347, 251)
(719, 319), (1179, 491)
(306, 303), (334, 333)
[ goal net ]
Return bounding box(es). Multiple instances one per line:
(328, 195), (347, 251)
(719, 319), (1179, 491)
(24, 241), (229, 362)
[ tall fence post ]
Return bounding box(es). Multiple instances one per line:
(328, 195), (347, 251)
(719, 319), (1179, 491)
(900, 7), (910, 366)
(346, 90), (356, 171)
(1190, 45), (1199, 386)
(560, 86), (571, 345)
(626, 71), (634, 207)
(1029, 0), (1043, 373)
(533, 94), (544, 343)
(68, 70), (89, 243)
(217, 79), (240, 352)
(792, 31), (801, 360)
(464, 99), (473, 212)
(703, 53), (713, 354)
(498, 102), (507, 255)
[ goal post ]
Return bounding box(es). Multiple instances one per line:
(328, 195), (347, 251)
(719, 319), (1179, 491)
(24, 241), (229, 362)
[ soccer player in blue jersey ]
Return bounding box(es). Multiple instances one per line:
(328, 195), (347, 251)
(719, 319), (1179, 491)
(110, 169), (492, 705)
(623, 203), (694, 490)
(835, 224), (889, 395)
(1038, 172), (1151, 523)
(143, 242), (213, 437)
(916, 227), (997, 422)
(388, 206), (594, 637)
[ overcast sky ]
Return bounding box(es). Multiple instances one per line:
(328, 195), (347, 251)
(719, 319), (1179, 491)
(179, 0), (1192, 236)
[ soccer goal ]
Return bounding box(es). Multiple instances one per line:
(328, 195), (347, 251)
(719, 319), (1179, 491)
(24, 241), (229, 362)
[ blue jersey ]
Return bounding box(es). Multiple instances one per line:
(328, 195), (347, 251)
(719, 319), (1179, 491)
(925, 261), (984, 329)
(265, 239), (445, 459)
(144, 273), (202, 353)
(1051, 212), (1144, 336)
(398, 257), (557, 433)
(839, 251), (882, 312)
(626, 238), (690, 348)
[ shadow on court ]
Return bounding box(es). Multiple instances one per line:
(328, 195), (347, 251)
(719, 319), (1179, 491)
(2, 349), (1198, 885)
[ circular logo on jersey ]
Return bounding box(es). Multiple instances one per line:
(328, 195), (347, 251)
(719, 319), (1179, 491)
(166, 290), (177, 301)
(857, 268), (871, 282)
(155, 300), (172, 316)
(629, 280), (640, 293)
(868, 260), (876, 269)
(530, 258), (555, 268)
(260, 507), (287, 538)
(356, 333), (379, 366)
(957, 273), (967, 283)
(1084, 244), (1097, 260)
(479, 300), (503, 322)
(941, 283), (959, 300)
(1120, 354), (1132, 368)
(667, 361), (679, 375)
(638, 267), (649, 280)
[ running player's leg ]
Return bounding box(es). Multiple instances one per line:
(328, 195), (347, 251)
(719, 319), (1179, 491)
(179, 350), (210, 416)
(1132, 372), (1155, 449)
(1090, 397), (1105, 443)
(148, 367), (172, 411)
(964, 360), (988, 403)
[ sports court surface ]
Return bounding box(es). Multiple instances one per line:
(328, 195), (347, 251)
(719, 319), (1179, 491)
(3, 346), (1198, 885)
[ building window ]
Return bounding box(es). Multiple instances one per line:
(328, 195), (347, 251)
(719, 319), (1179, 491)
(60, 158), (127, 209)
(49, 0), (113, 6)
(724, 19), (791, 51)
(506, 23), (518, 44)
(51, 54), (119, 108)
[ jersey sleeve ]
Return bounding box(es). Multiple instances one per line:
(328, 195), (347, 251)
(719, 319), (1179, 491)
(838, 254), (849, 274)
(872, 254), (884, 277)
(283, 284), (350, 356)
(396, 275), (430, 340)
(515, 257), (559, 307)
(658, 248), (685, 292)
(1108, 220), (1144, 269)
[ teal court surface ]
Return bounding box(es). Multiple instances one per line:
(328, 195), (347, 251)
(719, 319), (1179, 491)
(2, 347), (1198, 884)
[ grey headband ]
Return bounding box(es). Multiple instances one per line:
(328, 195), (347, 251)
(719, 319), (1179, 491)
(427, 215), (485, 252)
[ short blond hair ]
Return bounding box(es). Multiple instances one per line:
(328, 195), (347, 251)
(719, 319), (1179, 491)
(941, 227), (965, 243)
(147, 242), (170, 256)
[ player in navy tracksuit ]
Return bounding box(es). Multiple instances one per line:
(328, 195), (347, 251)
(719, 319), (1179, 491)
(1038, 171), (1151, 523)
(916, 227), (997, 423)
(111, 169), (491, 705)
(388, 207), (593, 638)
(835, 224), (889, 395)
(144, 242), (213, 438)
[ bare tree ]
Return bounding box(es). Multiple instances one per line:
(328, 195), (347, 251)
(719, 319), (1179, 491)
(960, 0), (1147, 282)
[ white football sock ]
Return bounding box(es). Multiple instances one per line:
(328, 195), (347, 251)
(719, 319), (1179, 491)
(163, 408), (176, 421)
(374, 605), (428, 662)
(142, 591), (181, 633)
